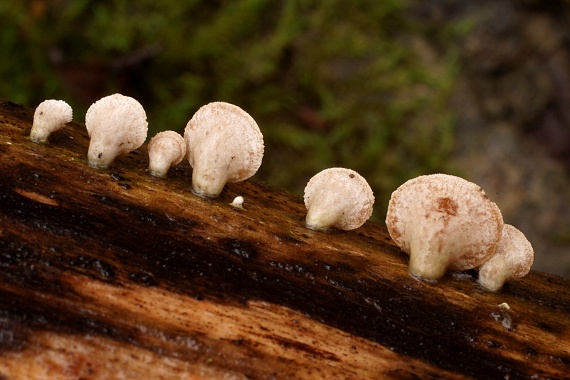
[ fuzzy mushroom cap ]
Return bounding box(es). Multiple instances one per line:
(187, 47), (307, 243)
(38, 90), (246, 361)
(85, 93), (148, 169)
(304, 168), (374, 231)
(478, 224), (534, 292)
(147, 131), (186, 178)
(386, 174), (504, 281)
(184, 102), (264, 197)
(30, 99), (73, 143)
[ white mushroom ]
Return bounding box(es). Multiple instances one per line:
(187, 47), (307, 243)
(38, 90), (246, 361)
(147, 131), (186, 178)
(184, 102), (264, 197)
(85, 93), (148, 169)
(30, 99), (73, 143)
(230, 196), (245, 209)
(304, 168), (374, 231)
(478, 224), (534, 292)
(386, 174), (504, 281)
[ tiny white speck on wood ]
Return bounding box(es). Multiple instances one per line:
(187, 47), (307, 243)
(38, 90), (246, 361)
(230, 196), (245, 209)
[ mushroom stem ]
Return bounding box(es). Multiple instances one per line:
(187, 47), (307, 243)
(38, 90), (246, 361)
(190, 134), (232, 197)
(408, 246), (449, 281)
(30, 123), (53, 144)
(407, 224), (452, 280)
(192, 168), (229, 198)
(305, 197), (346, 231)
(149, 157), (173, 178)
(87, 143), (121, 169)
(478, 257), (509, 292)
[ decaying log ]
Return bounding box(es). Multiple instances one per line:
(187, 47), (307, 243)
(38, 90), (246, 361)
(0, 99), (568, 379)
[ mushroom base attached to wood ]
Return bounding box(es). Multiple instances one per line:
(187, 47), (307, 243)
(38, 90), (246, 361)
(190, 149), (231, 198)
(87, 143), (123, 169)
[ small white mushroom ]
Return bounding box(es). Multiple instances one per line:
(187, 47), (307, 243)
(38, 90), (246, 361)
(30, 99), (73, 143)
(478, 224), (534, 292)
(85, 93), (148, 169)
(230, 196), (245, 209)
(386, 174), (504, 281)
(304, 168), (374, 231)
(147, 131), (186, 178)
(184, 102), (264, 198)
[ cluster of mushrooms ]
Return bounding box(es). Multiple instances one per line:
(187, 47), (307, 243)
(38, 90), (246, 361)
(30, 94), (533, 292)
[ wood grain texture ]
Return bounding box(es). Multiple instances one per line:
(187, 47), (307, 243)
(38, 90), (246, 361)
(0, 99), (569, 379)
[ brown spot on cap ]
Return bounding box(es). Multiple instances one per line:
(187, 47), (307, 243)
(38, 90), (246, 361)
(436, 197), (458, 216)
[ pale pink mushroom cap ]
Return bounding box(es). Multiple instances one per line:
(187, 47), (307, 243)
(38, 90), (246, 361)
(184, 102), (264, 197)
(304, 168), (374, 231)
(386, 174), (504, 281)
(30, 99), (73, 143)
(478, 224), (534, 292)
(85, 94), (148, 169)
(148, 131), (186, 178)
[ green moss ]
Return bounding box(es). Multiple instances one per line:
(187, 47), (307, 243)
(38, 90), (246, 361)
(0, 0), (464, 219)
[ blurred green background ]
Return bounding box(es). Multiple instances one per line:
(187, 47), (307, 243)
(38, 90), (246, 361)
(0, 0), (464, 219)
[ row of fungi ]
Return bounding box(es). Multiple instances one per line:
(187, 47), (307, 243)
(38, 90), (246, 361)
(31, 96), (262, 198)
(29, 94), (533, 292)
(30, 95), (370, 228)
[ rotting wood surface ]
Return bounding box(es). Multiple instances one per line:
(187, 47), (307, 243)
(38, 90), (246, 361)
(0, 99), (568, 379)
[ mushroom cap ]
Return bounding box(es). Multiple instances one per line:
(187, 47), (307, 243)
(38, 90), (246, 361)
(85, 93), (148, 169)
(30, 99), (73, 143)
(184, 101), (264, 197)
(147, 130), (186, 178)
(304, 167), (374, 231)
(478, 224), (534, 292)
(386, 173), (504, 280)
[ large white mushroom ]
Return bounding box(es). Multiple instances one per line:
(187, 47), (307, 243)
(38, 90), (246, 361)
(85, 93), (148, 169)
(147, 131), (186, 178)
(478, 224), (534, 292)
(30, 99), (73, 143)
(184, 102), (264, 198)
(304, 168), (374, 231)
(386, 174), (504, 281)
